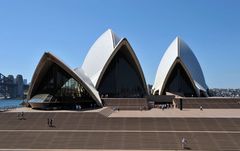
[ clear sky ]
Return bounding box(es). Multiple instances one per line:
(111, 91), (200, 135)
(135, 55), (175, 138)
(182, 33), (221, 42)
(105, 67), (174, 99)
(0, 0), (240, 88)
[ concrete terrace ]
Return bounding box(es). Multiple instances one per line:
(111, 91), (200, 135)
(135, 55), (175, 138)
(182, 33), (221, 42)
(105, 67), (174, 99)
(109, 108), (240, 118)
(0, 107), (240, 150)
(7, 107), (240, 118)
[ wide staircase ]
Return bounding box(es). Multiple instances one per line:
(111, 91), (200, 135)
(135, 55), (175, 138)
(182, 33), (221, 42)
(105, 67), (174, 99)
(99, 107), (114, 117)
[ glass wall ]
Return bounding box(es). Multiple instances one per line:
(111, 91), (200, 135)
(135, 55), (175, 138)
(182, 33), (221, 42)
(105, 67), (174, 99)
(98, 45), (146, 98)
(163, 63), (197, 97)
(33, 63), (96, 108)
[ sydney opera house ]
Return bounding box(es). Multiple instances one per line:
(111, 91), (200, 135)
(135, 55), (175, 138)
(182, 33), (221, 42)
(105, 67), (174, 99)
(27, 29), (209, 109)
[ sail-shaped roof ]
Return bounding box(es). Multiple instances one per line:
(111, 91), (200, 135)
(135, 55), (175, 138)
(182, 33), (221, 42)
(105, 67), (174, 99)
(81, 29), (121, 85)
(81, 29), (148, 95)
(152, 37), (208, 96)
(27, 52), (102, 106)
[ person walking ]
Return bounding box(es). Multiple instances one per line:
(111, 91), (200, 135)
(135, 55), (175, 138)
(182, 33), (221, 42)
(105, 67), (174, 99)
(181, 137), (187, 149)
(50, 119), (53, 127)
(21, 112), (24, 120)
(200, 105), (203, 111)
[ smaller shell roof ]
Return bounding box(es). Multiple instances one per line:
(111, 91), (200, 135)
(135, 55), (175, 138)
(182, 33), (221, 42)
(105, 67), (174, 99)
(81, 29), (122, 86)
(27, 52), (102, 106)
(152, 37), (208, 95)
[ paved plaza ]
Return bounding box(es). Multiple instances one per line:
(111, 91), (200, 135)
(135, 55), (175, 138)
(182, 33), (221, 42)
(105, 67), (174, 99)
(0, 108), (240, 150)
(109, 108), (240, 118)
(8, 107), (240, 118)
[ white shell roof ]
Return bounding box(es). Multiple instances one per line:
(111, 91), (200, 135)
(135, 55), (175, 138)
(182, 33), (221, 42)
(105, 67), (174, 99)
(152, 37), (208, 95)
(28, 52), (102, 106)
(80, 29), (148, 94)
(81, 29), (122, 86)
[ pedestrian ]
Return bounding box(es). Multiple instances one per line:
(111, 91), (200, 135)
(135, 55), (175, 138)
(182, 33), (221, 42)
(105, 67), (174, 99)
(200, 105), (203, 111)
(50, 119), (53, 127)
(181, 137), (187, 149)
(21, 112), (24, 119)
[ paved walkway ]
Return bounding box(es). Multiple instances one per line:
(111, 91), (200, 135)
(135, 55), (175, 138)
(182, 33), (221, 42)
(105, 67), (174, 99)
(1, 129), (240, 133)
(109, 108), (240, 118)
(7, 107), (240, 118)
(0, 149), (178, 151)
(7, 107), (106, 113)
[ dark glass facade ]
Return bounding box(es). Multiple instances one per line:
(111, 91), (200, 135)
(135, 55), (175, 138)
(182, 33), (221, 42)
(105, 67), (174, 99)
(98, 45), (146, 98)
(163, 63), (197, 97)
(32, 63), (96, 108)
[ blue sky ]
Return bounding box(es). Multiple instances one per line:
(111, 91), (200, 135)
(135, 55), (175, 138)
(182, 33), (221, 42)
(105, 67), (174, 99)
(0, 0), (240, 88)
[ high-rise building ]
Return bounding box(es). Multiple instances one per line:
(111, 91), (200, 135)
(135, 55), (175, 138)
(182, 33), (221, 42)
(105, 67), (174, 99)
(15, 74), (24, 98)
(7, 75), (16, 98)
(23, 79), (27, 85)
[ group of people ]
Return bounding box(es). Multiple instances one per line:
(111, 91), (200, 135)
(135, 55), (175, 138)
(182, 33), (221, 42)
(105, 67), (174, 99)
(139, 106), (147, 111)
(156, 103), (174, 110)
(76, 105), (82, 110)
(47, 118), (54, 127)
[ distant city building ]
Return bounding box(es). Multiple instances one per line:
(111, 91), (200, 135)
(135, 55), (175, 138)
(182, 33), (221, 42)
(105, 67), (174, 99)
(0, 73), (29, 99)
(23, 79), (27, 85)
(7, 75), (16, 98)
(15, 75), (24, 98)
